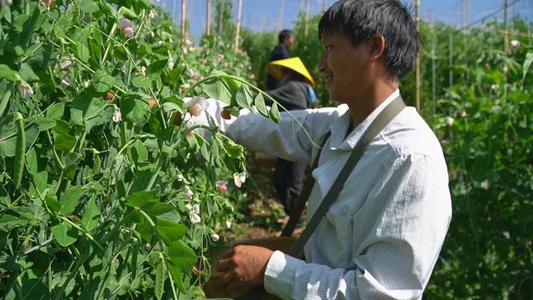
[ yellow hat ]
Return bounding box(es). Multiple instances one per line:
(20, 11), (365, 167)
(267, 57), (315, 87)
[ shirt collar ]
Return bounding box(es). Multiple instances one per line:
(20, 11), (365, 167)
(328, 89), (401, 150)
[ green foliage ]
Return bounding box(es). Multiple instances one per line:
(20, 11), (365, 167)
(0, 0), (264, 299)
(240, 29), (277, 88)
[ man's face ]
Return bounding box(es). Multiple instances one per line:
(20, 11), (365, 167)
(318, 31), (372, 103)
(284, 35), (294, 48)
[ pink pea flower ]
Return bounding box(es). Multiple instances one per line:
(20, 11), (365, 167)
(233, 172), (246, 188)
(216, 180), (228, 193)
(187, 97), (208, 117)
(118, 18), (134, 38)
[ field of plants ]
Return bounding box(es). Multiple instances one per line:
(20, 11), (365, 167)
(0, 0), (531, 299)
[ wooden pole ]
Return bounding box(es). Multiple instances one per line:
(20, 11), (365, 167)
(277, 0), (286, 31)
(235, 0), (243, 50)
(206, 0), (211, 36)
(503, 0), (510, 52)
(180, 0), (187, 40)
(415, 0), (421, 112)
(304, 0), (311, 37)
(449, 32), (453, 88)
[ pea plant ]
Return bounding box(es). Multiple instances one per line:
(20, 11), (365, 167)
(0, 0), (284, 298)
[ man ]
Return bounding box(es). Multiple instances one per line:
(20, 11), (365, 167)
(266, 57), (317, 215)
(199, 0), (452, 298)
(265, 29), (295, 90)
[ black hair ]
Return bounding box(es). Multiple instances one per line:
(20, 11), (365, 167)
(318, 0), (419, 79)
(278, 29), (293, 44)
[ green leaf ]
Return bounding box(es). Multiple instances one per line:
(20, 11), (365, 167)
(73, 28), (90, 63)
(51, 222), (78, 247)
(0, 81), (13, 117)
(33, 171), (48, 196)
(34, 118), (56, 131)
(54, 134), (76, 151)
(92, 70), (115, 93)
(0, 64), (20, 82)
(522, 52), (533, 85)
(126, 191), (157, 208)
(79, 0), (99, 13)
(254, 93), (269, 117)
(202, 80), (232, 104)
(234, 84), (252, 109)
(46, 102), (65, 120)
(148, 59), (169, 75)
(166, 240), (196, 271)
(120, 94), (150, 123)
(270, 103), (281, 123)
(156, 219), (187, 246)
(81, 196), (100, 232)
(132, 140), (148, 163)
(60, 185), (84, 215)
(46, 193), (60, 213)
(25, 148), (38, 176)
(19, 63), (39, 82)
(155, 254), (166, 300)
(131, 76), (152, 89)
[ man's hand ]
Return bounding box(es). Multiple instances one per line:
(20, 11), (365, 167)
(214, 245), (274, 293)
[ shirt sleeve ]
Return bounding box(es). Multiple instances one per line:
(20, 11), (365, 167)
(264, 153), (452, 299)
(187, 98), (341, 164)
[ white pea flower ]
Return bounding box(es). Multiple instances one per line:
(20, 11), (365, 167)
(480, 180), (489, 190)
(459, 110), (467, 118)
(490, 105), (501, 114)
(490, 84), (499, 91)
(225, 220), (232, 229)
(191, 203), (200, 215)
(446, 117), (454, 126)
(184, 187), (193, 199)
(18, 81), (34, 97)
(167, 58), (174, 69)
(60, 79), (70, 88)
(510, 40), (520, 51)
(184, 39), (193, 47)
(210, 233), (220, 242)
(148, 10), (156, 20)
(112, 107), (122, 123)
(1, 0), (13, 6)
(140, 66), (146, 76)
(83, 80), (90, 88)
(59, 58), (73, 70)
(190, 213), (201, 224)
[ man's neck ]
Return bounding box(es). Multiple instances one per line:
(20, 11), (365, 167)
(346, 80), (398, 129)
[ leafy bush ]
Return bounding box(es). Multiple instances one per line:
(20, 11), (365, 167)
(0, 0), (276, 298)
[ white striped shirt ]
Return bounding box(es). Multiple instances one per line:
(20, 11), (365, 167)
(191, 90), (452, 299)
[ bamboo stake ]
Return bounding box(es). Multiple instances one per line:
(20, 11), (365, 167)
(503, 0), (510, 52)
(206, 0), (211, 36)
(304, 0), (311, 37)
(235, 0), (243, 50)
(180, 0), (187, 40)
(415, 0), (421, 112)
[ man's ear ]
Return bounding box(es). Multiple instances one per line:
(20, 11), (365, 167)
(368, 36), (385, 60)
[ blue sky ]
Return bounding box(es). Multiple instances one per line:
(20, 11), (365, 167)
(155, 0), (533, 40)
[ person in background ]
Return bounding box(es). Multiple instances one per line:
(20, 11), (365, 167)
(265, 57), (317, 215)
(265, 29), (295, 90)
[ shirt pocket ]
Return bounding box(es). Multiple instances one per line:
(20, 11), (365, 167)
(324, 212), (354, 267)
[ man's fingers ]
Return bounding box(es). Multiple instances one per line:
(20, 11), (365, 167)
(216, 257), (234, 271)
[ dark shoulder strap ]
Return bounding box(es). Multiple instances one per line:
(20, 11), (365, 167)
(287, 96), (406, 256)
(280, 131), (331, 237)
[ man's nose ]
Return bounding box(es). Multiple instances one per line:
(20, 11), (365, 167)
(318, 57), (327, 73)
